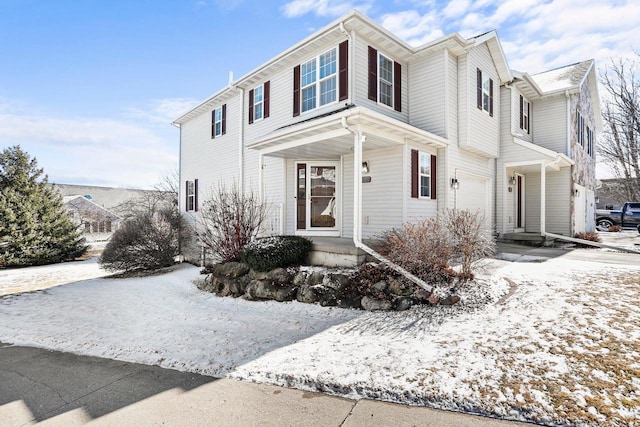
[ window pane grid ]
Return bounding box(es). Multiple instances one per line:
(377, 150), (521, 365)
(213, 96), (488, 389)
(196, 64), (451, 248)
(214, 107), (222, 137)
(320, 77), (336, 106)
(301, 60), (316, 88)
(319, 49), (336, 79)
(419, 153), (431, 198)
(302, 86), (316, 112)
(380, 81), (392, 107)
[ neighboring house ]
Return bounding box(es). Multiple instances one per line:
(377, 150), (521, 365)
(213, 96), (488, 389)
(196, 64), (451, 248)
(53, 184), (152, 216)
(63, 195), (122, 241)
(173, 10), (600, 262)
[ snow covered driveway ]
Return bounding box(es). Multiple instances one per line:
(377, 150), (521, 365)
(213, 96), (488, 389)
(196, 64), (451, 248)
(1, 255), (639, 426)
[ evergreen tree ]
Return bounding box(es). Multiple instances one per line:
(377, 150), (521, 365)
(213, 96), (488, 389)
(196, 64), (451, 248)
(0, 146), (86, 267)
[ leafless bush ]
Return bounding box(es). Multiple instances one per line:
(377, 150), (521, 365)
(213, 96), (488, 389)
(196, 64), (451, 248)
(443, 209), (496, 279)
(375, 218), (456, 284)
(197, 183), (267, 263)
(608, 225), (622, 232)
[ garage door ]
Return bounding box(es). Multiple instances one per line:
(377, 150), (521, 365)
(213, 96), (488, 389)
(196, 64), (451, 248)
(456, 172), (491, 228)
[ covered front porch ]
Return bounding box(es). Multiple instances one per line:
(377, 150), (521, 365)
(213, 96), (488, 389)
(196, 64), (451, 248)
(251, 105), (447, 251)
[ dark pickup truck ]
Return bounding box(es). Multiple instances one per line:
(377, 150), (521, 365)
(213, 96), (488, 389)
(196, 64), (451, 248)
(596, 202), (640, 231)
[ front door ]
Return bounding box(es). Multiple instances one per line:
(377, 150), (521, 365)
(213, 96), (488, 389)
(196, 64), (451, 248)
(295, 162), (339, 235)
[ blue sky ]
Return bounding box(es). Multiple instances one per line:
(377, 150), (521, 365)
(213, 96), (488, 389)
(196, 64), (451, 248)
(1, 0), (638, 187)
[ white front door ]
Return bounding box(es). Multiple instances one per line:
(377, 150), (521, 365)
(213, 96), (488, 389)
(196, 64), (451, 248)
(295, 161), (340, 236)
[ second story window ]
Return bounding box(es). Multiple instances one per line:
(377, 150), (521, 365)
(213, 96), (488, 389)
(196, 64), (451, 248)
(520, 95), (530, 133)
(249, 81), (270, 124)
(577, 111), (584, 146)
(211, 105), (226, 138)
(586, 126), (594, 156)
(476, 68), (494, 116)
(379, 54), (393, 107)
(368, 46), (402, 112)
(300, 48), (337, 113)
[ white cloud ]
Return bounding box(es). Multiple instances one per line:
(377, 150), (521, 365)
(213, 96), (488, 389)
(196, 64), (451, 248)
(0, 99), (179, 189)
(380, 10), (444, 46)
(124, 98), (200, 125)
(281, 0), (373, 18)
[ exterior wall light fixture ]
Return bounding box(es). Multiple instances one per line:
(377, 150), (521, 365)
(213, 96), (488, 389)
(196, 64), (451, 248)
(451, 177), (459, 190)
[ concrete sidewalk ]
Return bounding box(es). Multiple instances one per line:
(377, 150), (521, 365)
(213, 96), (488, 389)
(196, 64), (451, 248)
(0, 343), (530, 426)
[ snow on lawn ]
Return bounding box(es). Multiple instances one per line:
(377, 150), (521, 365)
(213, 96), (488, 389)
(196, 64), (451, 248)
(0, 264), (361, 376)
(1, 258), (639, 426)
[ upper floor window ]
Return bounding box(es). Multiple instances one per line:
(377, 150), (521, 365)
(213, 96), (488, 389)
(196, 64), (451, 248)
(577, 111), (584, 146)
(249, 82), (270, 124)
(300, 48), (337, 113)
(411, 149), (436, 200)
(293, 41), (348, 117)
(186, 179), (198, 212)
(211, 105), (226, 138)
(368, 46), (402, 112)
(520, 95), (530, 133)
(476, 68), (494, 116)
(586, 126), (594, 156)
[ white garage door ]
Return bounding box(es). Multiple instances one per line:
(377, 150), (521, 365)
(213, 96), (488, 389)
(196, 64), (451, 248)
(456, 172), (491, 227)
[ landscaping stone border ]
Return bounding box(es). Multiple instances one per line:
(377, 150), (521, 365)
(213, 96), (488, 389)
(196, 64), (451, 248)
(198, 262), (460, 311)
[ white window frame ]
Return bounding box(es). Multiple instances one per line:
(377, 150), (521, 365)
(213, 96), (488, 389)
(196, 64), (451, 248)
(482, 75), (491, 112)
(300, 47), (338, 114)
(418, 151), (431, 198)
(378, 52), (394, 108)
(522, 98), (530, 133)
(253, 85), (264, 122)
(214, 107), (222, 138)
(186, 180), (195, 212)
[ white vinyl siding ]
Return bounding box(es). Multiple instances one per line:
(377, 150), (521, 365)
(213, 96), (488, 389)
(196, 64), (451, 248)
(463, 44), (499, 158)
(408, 52), (446, 138)
(545, 168), (571, 235)
(532, 97), (567, 153)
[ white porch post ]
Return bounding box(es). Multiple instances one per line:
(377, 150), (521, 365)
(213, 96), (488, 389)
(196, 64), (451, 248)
(258, 153), (264, 201)
(540, 162), (546, 235)
(353, 131), (364, 241)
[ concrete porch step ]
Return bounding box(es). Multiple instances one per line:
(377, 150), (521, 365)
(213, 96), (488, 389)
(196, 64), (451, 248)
(307, 237), (366, 268)
(499, 232), (552, 247)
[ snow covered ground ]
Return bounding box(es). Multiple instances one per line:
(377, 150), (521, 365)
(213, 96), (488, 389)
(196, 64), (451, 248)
(0, 252), (639, 426)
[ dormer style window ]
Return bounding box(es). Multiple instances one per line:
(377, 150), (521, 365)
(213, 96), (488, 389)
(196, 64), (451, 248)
(292, 41), (348, 117)
(476, 69), (494, 116)
(520, 95), (530, 133)
(368, 46), (401, 112)
(211, 105), (226, 138)
(249, 81), (270, 124)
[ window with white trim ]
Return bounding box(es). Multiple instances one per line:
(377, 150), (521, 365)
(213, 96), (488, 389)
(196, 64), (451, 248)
(301, 47), (337, 113)
(482, 75), (491, 112)
(419, 152), (431, 198)
(186, 180), (195, 212)
(253, 85), (263, 121)
(379, 53), (393, 108)
(213, 107), (223, 137)
(520, 96), (530, 133)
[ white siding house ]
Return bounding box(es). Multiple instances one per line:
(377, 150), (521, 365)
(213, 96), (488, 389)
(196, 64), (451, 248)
(174, 10), (600, 263)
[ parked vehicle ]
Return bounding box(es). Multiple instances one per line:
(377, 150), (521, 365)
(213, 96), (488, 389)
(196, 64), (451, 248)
(595, 202), (640, 232)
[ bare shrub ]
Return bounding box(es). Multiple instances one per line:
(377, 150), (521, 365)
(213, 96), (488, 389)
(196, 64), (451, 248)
(374, 218), (456, 284)
(608, 225), (622, 232)
(444, 209), (496, 279)
(197, 183), (267, 263)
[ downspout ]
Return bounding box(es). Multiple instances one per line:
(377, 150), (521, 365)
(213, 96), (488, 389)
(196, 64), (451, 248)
(341, 117), (433, 293)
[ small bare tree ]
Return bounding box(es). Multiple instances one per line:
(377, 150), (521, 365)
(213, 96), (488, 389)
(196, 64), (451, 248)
(197, 182), (267, 263)
(599, 56), (640, 201)
(443, 209), (495, 279)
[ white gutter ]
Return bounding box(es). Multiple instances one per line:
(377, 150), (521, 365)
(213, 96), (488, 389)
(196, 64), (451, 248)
(542, 231), (640, 254)
(341, 117), (433, 293)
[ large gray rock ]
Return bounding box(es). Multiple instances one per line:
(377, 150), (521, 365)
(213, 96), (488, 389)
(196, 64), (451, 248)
(297, 284), (320, 304)
(361, 296), (392, 311)
(389, 279), (412, 296)
(307, 271), (325, 285)
(229, 276), (251, 297)
(292, 272), (307, 286)
(324, 273), (350, 291)
(266, 268), (292, 284)
(440, 294), (461, 306)
(337, 296), (361, 309)
(372, 281), (388, 292)
(213, 262), (250, 278)
(394, 296), (413, 311)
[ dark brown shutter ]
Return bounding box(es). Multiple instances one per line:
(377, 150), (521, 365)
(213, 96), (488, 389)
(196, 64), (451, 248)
(221, 104), (227, 135)
(430, 155), (437, 199)
(394, 61), (401, 112)
(519, 95), (523, 129)
(411, 149), (418, 198)
(293, 65), (301, 117)
(185, 180), (189, 210)
(489, 79), (494, 117)
(368, 46), (377, 102)
(526, 101), (530, 133)
(477, 68), (482, 110)
(339, 40), (349, 101)
(211, 111), (216, 139)
(264, 81), (270, 118)
(248, 89), (254, 124)
(194, 179), (199, 212)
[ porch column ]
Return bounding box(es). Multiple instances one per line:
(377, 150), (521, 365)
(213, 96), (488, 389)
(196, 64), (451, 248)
(540, 162), (546, 235)
(353, 132), (365, 242)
